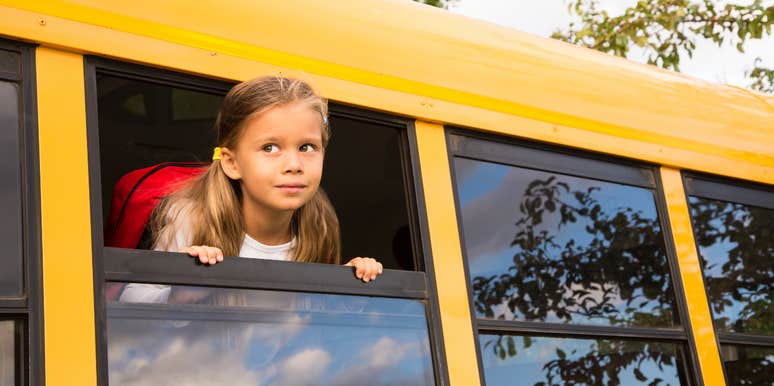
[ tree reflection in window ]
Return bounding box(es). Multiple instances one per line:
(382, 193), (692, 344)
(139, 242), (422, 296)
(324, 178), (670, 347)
(454, 157), (686, 386)
(480, 334), (685, 386)
(720, 345), (773, 386)
(688, 197), (773, 336)
(455, 158), (676, 328)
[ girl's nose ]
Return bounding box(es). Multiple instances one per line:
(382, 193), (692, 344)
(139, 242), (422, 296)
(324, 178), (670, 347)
(283, 151), (303, 174)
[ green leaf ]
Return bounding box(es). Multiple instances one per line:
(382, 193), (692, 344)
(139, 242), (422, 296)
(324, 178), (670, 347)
(507, 336), (517, 356)
(523, 336), (533, 348)
(556, 348), (566, 360)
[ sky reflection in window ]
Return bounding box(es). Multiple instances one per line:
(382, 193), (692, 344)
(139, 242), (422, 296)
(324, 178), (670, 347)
(108, 285), (434, 386)
(479, 334), (685, 386)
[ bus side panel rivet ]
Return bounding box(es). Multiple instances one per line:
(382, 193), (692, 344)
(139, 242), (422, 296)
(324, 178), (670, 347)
(38, 19), (47, 26)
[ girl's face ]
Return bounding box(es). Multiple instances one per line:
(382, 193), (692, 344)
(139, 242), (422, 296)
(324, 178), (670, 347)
(221, 101), (324, 216)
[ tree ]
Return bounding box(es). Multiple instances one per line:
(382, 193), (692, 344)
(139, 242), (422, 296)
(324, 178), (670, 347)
(551, 0), (774, 93)
(413, 0), (457, 10)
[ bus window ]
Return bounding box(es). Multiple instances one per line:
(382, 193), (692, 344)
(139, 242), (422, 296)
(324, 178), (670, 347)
(719, 345), (773, 385)
(479, 334), (686, 385)
(684, 175), (774, 385)
(89, 58), (440, 385)
(449, 132), (693, 385)
(0, 321), (14, 385)
(107, 285), (434, 385)
(0, 38), (42, 386)
(0, 75), (23, 297)
(95, 61), (421, 271)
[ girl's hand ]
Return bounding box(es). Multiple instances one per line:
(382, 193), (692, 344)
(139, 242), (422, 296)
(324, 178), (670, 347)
(345, 257), (383, 283)
(180, 245), (224, 265)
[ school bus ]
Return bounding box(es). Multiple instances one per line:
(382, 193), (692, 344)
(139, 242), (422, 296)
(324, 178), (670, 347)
(1, 1), (772, 385)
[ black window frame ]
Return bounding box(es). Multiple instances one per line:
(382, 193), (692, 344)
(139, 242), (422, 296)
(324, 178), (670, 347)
(447, 128), (702, 386)
(84, 56), (449, 386)
(0, 38), (44, 386)
(682, 172), (774, 384)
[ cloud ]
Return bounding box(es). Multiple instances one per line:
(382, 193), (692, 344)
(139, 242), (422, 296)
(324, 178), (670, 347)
(269, 348), (332, 386)
(326, 336), (434, 386)
(107, 312), (310, 386)
(108, 326), (265, 386)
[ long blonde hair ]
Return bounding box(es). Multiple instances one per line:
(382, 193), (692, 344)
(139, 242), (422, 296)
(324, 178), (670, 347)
(151, 76), (341, 264)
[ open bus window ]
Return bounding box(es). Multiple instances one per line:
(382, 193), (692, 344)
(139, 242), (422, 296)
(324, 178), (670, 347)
(96, 70), (421, 271)
(91, 60), (439, 386)
(107, 284), (435, 385)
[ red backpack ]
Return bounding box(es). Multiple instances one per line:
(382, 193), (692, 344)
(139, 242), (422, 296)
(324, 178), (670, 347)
(104, 162), (208, 301)
(105, 162), (209, 249)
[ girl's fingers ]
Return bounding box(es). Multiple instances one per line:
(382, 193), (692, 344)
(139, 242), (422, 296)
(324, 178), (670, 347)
(181, 246), (224, 265)
(351, 257), (383, 282)
(372, 261), (383, 281)
(345, 257), (385, 282)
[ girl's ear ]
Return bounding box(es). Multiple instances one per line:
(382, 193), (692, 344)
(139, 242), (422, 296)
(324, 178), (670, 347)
(219, 147), (242, 180)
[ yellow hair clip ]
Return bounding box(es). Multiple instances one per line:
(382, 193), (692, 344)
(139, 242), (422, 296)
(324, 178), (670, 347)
(212, 147), (221, 161)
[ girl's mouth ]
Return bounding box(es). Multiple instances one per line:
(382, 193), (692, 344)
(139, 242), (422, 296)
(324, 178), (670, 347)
(276, 184), (306, 194)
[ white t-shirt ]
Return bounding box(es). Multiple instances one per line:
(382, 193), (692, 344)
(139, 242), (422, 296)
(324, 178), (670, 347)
(119, 216), (295, 303)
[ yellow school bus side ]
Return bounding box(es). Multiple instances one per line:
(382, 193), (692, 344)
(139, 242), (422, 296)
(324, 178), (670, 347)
(36, 47), (97, 386)
(2, 0), (773, 183)
(660, 168), (724, 384)
(1, 1), (772, 385)
(415, 121), (480, 385)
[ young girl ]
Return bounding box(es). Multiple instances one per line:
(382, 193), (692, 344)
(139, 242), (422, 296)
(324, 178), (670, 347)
(120, 76), (382, 303)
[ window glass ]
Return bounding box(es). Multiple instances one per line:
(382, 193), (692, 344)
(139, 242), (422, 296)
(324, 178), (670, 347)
(688, 197), (773, 335)
(720, 345), (773, 386)
(479, 334), (686, 386)
(0, 321), (14, 385)
(108, 285), (435, 385)
(0, 49), (19, 76)
(455, 157), (676, 327)
(0, 80), (23, 297)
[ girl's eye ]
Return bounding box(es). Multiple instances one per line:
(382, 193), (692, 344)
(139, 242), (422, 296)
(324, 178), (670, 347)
(262, 144), (279, 153)
(299, 143), (317, 152)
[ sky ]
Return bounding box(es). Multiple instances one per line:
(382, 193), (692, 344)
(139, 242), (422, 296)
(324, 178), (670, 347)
(447, 0), (774, 90)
